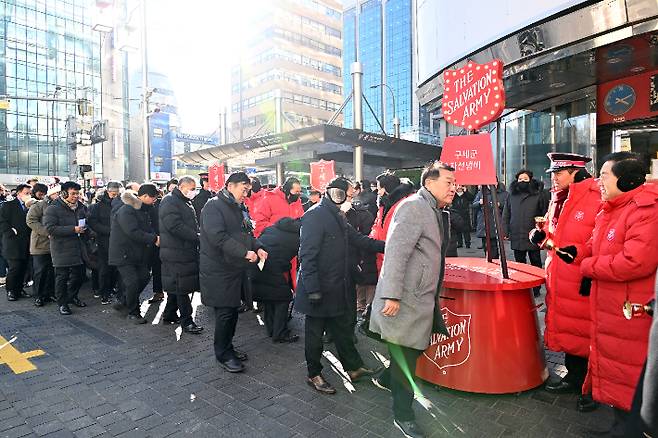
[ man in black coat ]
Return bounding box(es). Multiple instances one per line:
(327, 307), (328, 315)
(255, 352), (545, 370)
(253, 217), (301, 343)
(200, 172), (267, 373)
(109, 184), (159, 324)
(192, 172), (213, 220)
(345, 199), (377, 313)
(88, 181), (122, 305)
(451, 185), (474, 248)
(356, 179), (378, 218)
(296, 177), (385, 394)
(159, 176), (203, 334)
(43, 181), (88, 315)
(0, 183), (33, 301)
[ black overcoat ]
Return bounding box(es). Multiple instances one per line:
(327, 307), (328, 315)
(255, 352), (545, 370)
(159, 188), (200, 295)
(199, 190), (263, 308)
(0, 198), (30, 260)
(88, 193), (113, 253)
(295, 197), (384, 318)
(108, 192), (157, 267)
(43, 198), (87, 267)
(502, 179), (549, 251)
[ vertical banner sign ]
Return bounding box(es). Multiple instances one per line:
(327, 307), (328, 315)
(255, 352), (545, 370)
(310, 160), (335, 192)
(442, 60), (505, 130)
(440, 134), (497, 185)
(208, 163), (225, 193)
(149, 112), (172, 180)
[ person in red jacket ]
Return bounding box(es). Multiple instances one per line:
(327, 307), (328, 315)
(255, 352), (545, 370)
(252, 177), (304, 237)
(571, 154), (658, 436)
(369, 173), (415, 275)
(244, 177), (265, 216)
(529, 152), (602, 412)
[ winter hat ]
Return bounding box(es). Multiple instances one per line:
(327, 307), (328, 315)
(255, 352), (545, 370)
(225, 171), (250, 186)
(46, 185), (61, 198)
(326, 177), (352, 192)
(376, 173), (401, 194)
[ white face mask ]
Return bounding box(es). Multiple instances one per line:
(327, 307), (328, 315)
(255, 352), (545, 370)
(184, 189), (198, 200)
(456, 191), (464, 196)
(339, 201), (352, 212)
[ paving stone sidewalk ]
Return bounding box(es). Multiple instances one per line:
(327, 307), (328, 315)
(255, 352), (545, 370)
(0, 241), (614, 438)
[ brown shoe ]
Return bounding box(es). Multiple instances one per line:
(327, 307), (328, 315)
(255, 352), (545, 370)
(348, 366), (384, 382)
(307, 375), (336, 394)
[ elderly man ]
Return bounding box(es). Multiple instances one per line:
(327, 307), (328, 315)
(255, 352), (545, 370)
(370, 161), (456, 438)
(0, 183), (33, 302)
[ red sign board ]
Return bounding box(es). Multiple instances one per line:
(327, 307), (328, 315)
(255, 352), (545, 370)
(443, 60), (505, 130)
(440, 134), (497, 185)
(597, 68), (658, 125)
(310, 160), (335, 192)
(207, 163), (225, 192)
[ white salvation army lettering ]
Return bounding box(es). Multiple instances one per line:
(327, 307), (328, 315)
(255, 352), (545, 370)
(444, 69), (496, 121)
(423, 308), (472, 371)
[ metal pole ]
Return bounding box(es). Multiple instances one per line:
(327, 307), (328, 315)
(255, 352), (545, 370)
(218, 111), (223, 145)
(222, 109), (228, 145)
(141, 0), (150, 182)
(351, 62), (363, 182)
(274, 90), (284, 185)
(488, 184), (510, 279)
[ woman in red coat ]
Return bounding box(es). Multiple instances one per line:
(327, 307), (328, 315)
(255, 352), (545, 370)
(576, 154), (658, 435)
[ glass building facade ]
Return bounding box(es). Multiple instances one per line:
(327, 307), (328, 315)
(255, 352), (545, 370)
(0, 0), (101, 179)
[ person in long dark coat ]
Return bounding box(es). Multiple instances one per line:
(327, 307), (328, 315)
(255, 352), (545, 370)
(503, 169), (549, 296)
(159, 176), (203, 334)
(472, 182), (508, 259)
(200, 172), (267, 374)
(451, 185), (474, 248)
(253, 217), (301, 343)
(192, 172), (213, 220)
(296, 177), (384, 394)
(346, 199), (377, 313)
(0, 183), (33, 301)
(43, 181), (88, 315)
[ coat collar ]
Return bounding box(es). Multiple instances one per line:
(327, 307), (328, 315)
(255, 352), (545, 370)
(418, 187), (438, 209)
(121, 191), (142, 210)
(172, 187), (192, 204)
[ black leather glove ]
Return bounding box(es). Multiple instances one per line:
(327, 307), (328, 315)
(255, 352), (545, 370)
(308, 291), (322, 305)
(556, 245), (577, 264)
(578, 277), (592, 296)
(529, 228), (546, 245)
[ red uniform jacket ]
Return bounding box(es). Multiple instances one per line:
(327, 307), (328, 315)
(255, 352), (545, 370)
(252, 187), (304, 237)
(577, 183), (658, 411)
(542, 178), (601, 358)
(244, 190), (264, 217)
(369, 196), (410, 275)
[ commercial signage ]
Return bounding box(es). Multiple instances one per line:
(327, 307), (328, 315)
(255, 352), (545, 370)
(149, 112), (172, 177)
(440, 134), (497, 185)
(175, 133), (218, 145)
(442, 60), (505, 130)
(310, 160), (335, 192)
(208, 163), (225, 193)
(598, 69), (658, 125)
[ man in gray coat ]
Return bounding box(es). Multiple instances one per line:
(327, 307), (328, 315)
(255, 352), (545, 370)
(370, 161), (456, 438)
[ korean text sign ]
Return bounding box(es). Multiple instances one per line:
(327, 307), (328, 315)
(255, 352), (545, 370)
(440, 134), (497, 185)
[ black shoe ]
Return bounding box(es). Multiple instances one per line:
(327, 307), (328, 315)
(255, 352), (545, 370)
(71, 297), (86, 308)
(148, 293), (164, 304)
(219, 357), (245, 373)
(182, 323), (203, 334)
(7, 291), (17, 301)
(545, 379), (577, 394)
(533, 289), (541, 298)
(162, 316), (180, 324)
(100, 297), (112, 305)
(273, 334), (299, 343)
(34, 298), (44, 307)
(465, 243), (471, 249)
(234, 349), (248, 361)
(577, 394), (598, 412)
(394, 419), (426, 438)
(127, 314), (147, 324)
(59, 305), (72, 315)
(19, 289), (32, 298)
(307, 375), (336, 394)
(92, 291), (100, 298)
(348, 366), (384, 382)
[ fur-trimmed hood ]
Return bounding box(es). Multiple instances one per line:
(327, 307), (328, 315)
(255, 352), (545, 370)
(121, 190), (142, 209)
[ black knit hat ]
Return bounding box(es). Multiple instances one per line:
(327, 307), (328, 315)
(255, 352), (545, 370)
(225, 171), (251, 186)
(326, 177), (351, 192)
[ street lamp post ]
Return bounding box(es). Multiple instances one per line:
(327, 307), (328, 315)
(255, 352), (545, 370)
(141, 0), (150, 182)
(370, 83), (400, 138)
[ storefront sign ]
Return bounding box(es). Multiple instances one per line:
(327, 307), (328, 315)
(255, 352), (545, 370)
(442, 60), (505, 130)
(208, 163), (225, 193)
(598, 68), (658, 124)
(149, 112), (172, 176)
(423, 308), (472, 372)
(310, 160), (335, 192)
(440, 134), (497, 185)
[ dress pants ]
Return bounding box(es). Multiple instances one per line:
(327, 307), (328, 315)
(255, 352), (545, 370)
(6, 258), (29, 294)
(117, 264), (151, 316)
(305, 312), (364, 378)
(32, 254), (54, 299)
(98, 249), (118, 300)
(162, 293), (179, 320)
(356, 285), (376, 311)
(456, 231), (471, 247)
(176, 294), (194, 327)
(378, 343), (423, 422)
(563, 353), (588, 390)
(213, 306), (239, 362)
(150, 250), (163, 295)
(481, 238), (499, 259)
(54, 265), (84, 306)
(514, 249), (543, 294)
(263, 300), (290, 340)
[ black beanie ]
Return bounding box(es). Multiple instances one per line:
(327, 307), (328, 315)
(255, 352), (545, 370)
(225, 172), (250, 186)
(326, 177), (351, 192)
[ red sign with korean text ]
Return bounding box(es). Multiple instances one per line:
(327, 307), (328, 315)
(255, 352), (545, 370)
(442, 60), (505, 130)
(440, 134), (496, 185)
(208, 163), (225, 193)
(310, 160), (335, 192)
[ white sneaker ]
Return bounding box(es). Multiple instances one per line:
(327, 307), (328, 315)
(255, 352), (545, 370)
(0, 277), (6, 285)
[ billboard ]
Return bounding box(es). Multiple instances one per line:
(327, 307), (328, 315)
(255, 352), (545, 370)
(149, 112), (172, 180)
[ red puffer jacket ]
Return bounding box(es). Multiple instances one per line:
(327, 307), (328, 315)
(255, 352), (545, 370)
(578, 183), (658, 411)
(542, 178), (601, 358)
(244, 190), (265, 217)
(252, 187), (304, 237)
(370, 199), (407, 275)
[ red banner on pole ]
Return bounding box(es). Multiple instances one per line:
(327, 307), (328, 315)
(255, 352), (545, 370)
(442, 60), (505, 130)
(208, 163), (225, 192)
(440, 134), (497, 185)
(310, 160), (335, 192)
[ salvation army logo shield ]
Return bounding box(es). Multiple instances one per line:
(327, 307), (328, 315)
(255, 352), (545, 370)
(423, 307), (472, 372)
(310, 160), (335, 192)
(574, 211), (585, 221)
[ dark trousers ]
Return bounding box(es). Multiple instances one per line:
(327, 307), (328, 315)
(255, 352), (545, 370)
(98, 250), (117, 300)
(563, 353), (588, 390)
(378, 343), (423, 422)
(117, 264), (151, 316)
(456, 231), (471, 246)
(163, 293), (179, 320)
(6, 258), (29, 294)
(54, 265), (84, 306)
(176, 294), (193, 327)
(304, 312), (364, 378)
(263, 300), (290, 340)
(481, 238), (499, 259)
(32, 254), (54, 299)
(91, 269), (99, 292)
(213, 306), (239, 362)
(514, 249), (542, 293)
(150, 251), (163, 294)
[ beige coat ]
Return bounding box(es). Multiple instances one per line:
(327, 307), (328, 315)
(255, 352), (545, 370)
(26, 199), (51, 255)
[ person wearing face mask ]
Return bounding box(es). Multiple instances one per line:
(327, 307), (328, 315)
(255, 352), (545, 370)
(503, 170), (549, 297)
(296, 177), (385, 394)
(252, 177), (304, 237)
(0, 183), (33, 302)
(451, 185), (474, 248)
(158, 176), (203, 334)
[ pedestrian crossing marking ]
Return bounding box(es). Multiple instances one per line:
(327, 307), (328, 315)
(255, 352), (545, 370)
(0, 335), (45, 374)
